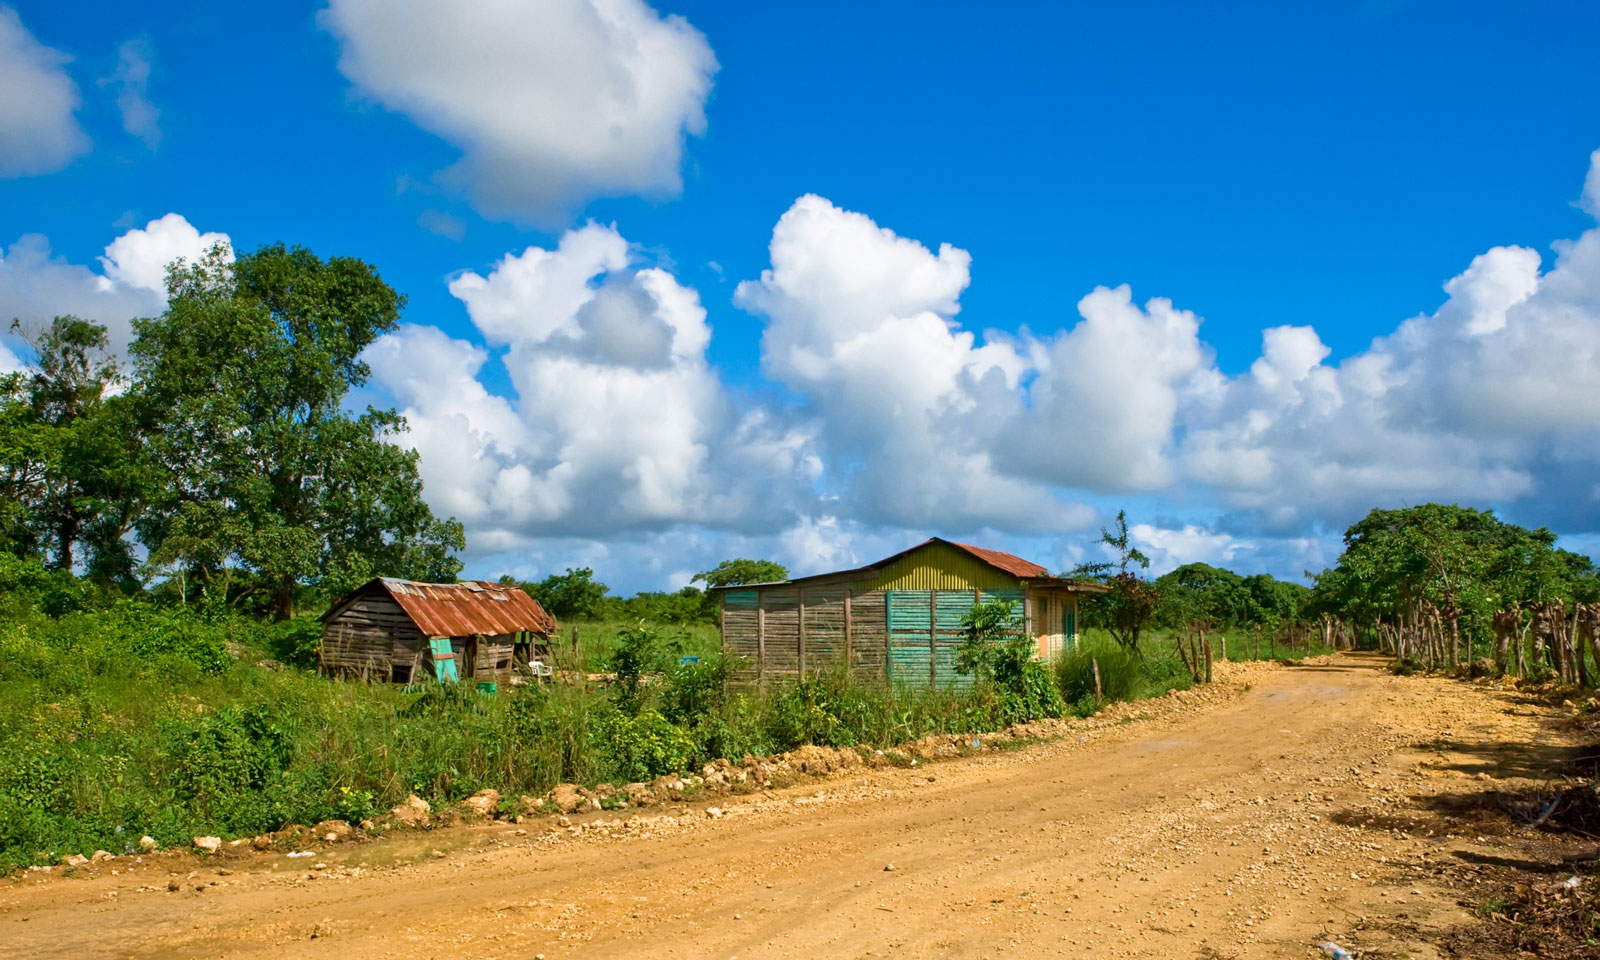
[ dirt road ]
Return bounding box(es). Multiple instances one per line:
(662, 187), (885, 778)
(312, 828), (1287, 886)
(2, 654), (1583, 959)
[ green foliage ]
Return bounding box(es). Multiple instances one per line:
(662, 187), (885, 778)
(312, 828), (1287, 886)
(0, 582), (1250, 873)
(693, 558), (790, 589)
(764, 676), (851, 748)
(1311, 503), (1598, 651)
(1154, 563), (1311, 630)
(954, 599), (1062, 723)
(595, 708), (694, 783)
(130, 243), (463, 618)
(1075, 510), (1161, 655)
(0, 317), (147, 582)
(1053, 636), (1142, 707)
(522, 567), (609, 620)
(605, 586), (715, 624)
(606, 623), (663, 715)
(954, 599), (1022, 681)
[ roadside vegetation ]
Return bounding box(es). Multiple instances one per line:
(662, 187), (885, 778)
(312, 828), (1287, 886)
(0, 556), (1312, 874)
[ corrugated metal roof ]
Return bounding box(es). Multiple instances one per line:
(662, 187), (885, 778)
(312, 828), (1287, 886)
(369, 577), (558, 637)
(941, 540), (1050, 579)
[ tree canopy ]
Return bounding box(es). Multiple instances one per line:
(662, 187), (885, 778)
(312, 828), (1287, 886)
(693, 558), (790, 588)
(1153, 562), (1310, 630)
(0, 317), (147, 583)
(0, 243), (465, 617)
(1311, 503), (1597, 643)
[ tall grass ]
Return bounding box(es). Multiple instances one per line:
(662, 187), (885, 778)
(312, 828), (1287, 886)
(551, 619), (721, 672)
(0, 605), (1324, 873)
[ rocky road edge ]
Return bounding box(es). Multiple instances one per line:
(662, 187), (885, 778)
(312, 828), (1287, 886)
(18, 656), (1299, 879)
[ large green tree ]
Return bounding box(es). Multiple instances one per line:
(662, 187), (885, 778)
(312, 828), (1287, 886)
(131, 243), (463, 617)
(1312, 503), (1595, 649)
(0, 317), (147, 581)
(520, 567), (609, 620)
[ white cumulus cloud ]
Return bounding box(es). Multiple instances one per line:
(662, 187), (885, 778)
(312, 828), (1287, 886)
(363, 150), (1600, 585)
(320, 0), (718, 223)
(735, 194), (1089, 535)
(0, 5), (90, 177)
(1002, 285), (1215, 493)
(0, 214), (230, 354)
(365, 222), (815, 561)
(1178, 153), (1600, 532)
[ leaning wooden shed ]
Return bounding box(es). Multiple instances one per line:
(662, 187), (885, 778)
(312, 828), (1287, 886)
(319, 578), (559, 683)
(712, 538), (1108, 690)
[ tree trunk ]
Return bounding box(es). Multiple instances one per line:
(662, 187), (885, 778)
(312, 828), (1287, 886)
(50, 516), (78, 572)
(270, 578), (295, 621)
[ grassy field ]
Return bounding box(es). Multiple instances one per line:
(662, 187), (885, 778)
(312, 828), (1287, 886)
(550, 618), (721, 672)
(0, 596), (1328, 873)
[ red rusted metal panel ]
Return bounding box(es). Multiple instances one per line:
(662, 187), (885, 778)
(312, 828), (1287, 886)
(942, 541), (1049, 579)
(370, 577), (558, 638)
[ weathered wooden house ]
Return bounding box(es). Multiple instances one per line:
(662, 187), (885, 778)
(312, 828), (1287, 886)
(319, 578), (559, 683)
(713, 538), (1108, 689)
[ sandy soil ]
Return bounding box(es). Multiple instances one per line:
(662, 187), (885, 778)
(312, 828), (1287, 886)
(2, 652), (1586, 960)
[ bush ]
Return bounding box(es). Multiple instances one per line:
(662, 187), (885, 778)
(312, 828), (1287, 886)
(595, 708), (694, 783)
(1054, 637), (1141, 706)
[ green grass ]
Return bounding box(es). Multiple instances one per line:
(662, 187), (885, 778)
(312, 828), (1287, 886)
(552, 619), (721, 672)
(0, 599), (1319, 874)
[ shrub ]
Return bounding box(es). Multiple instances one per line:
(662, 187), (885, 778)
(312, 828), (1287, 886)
(1054, 637), (1146, 711)
(607, 623), (663, 715)
(763, 675), (849, 750)
(596, 708), (694, 783)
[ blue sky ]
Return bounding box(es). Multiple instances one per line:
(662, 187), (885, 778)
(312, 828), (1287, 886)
(3, 1), (1599, 591)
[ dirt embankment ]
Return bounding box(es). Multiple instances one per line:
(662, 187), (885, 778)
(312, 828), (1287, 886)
(3, 653), (1591, 960)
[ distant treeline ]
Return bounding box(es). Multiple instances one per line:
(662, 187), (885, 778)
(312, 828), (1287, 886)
(502, 558), (791, 625)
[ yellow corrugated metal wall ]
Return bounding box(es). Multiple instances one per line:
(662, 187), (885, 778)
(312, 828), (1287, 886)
(853, 541), (1022, 591)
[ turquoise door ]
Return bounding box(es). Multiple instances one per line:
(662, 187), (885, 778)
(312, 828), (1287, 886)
(430, 637), (459, 682)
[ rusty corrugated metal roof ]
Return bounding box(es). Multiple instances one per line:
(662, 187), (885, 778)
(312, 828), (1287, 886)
(371, 577), (558, 637)
(941, 540), (1050, 579)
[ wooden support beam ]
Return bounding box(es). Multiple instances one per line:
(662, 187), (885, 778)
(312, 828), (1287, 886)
(757, 600), (766, 690)
(843, 591), (853, 675)
(798, 587), (807, 677)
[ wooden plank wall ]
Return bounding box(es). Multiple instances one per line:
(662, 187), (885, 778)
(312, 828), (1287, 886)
(722, 590), (761, 684)
(849, 590), (888, 678)
(760, 587), (800, 677)
(721, 585), (891, 687)
(320, 589), (427, 679)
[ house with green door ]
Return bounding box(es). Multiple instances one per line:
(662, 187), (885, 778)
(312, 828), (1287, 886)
(711, 538), (1108, 689)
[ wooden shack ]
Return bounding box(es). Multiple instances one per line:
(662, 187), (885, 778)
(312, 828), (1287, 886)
(713, 538), (1108, 689)
(319, 577), (558, 683)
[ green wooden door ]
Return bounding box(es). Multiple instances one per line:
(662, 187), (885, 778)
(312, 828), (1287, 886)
(430, 637), (458, 682)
